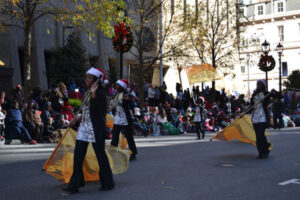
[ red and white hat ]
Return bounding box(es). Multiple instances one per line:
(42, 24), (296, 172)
(198, 96), (205, 103)
(86, 67), (109, 84)
(116, 79), (129, 89)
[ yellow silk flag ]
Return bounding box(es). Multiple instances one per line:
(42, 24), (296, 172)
(185, 64), (222, 85)
(43, 114), (131, 183)
(211, 115), (273, 149)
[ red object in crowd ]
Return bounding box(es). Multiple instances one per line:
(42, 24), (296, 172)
(62, 102), (74, 121)
(70, 91), (82, 100)
(205, 101), (212, 110)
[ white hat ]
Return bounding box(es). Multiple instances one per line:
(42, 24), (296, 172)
(116, 79), (129, 89)
(86, 67), (109, 84)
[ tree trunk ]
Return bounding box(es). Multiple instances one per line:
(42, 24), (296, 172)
(23, 25), (32, 101)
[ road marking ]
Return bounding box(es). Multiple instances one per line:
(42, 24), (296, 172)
(278, 179), (300, 186)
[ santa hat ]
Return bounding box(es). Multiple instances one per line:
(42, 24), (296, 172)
(257, 79), (266, 88)
(198, 96), (205, 103)
(86, 67), (109, 84)
(116, 79), (129, 89)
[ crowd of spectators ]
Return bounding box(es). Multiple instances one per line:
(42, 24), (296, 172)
(0, 80), (298, 144)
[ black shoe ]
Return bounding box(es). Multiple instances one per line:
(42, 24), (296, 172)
(195, 137), (200, 140)
(262, 150), (270, 159)
(130, 154), (136, 161)
(100, 184), (114, 191)
(62, 187), (79, 194)
(256, 154), (263, 159)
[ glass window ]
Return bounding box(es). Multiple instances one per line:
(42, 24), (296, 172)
(257, 5), (264, 15)
(278, 25), (284, 41)
(282, 62), (287, 77)
(277, 2), (284, 12)
(241, 66), (246, 73)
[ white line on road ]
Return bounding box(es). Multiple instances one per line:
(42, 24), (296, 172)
(278, 179), (300, 186)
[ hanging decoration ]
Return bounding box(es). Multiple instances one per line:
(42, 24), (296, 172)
(112, 22), (133, 53)
(258, 53), (276, 72)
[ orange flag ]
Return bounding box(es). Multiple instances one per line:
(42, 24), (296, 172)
(211, 115), (273, 149)
(43, 114), (130, 183)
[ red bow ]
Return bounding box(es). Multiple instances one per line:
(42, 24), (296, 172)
(113, 22), (129, 43)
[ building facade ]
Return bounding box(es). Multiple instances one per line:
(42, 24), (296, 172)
(237, 0), (300, 95)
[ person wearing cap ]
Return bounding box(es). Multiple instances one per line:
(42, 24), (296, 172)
(194, 96), (205, 140)
(249, 79), (271, 159)
(110, 79), (137, 161)
(63, 67), (114, 194)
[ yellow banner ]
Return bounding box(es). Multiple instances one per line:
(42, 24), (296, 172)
(211, 115), (273, 149)
(185, 64), (221, 85)
(43, 115), (130, 183)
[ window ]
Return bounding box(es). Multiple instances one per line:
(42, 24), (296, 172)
(298, 23), (300, 36)
(257, 5), (264, 15)
(277, 2), (284, 13)
(278, 25), (284, 41)
(282, 62), (288, 77)
(241, 66), (246, 73)
(239, 8), (245, 17)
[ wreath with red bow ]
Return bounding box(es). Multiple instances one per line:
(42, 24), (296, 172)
(112, 22), (133, 53)
(258, 54), (276, 72)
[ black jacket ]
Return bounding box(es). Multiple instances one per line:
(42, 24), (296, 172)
(90, 85), (107, 140)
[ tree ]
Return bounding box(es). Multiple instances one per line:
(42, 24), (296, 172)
(283, 70), (300, 90)
(128, 0), (188, 108)
(0, 0), (125, 99)
(179, 0), (244, 88)
(47, 32), (88, 86)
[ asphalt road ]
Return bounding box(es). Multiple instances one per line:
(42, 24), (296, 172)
(0, 128), (300, 200)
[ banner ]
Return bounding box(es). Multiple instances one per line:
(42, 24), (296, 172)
(185, 64), (221, 85)
(43, 115), (130, 183)
(211, 115), (273, 149)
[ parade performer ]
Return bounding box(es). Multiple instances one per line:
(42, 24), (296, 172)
(63, 67), (114, 194)
(249, 79), (271, 159)
(194, 96), (205, 140)
(110, 79), (138, 161)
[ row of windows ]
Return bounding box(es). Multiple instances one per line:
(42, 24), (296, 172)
(239, 1), (285, 17)
(241, 62), (288, 76)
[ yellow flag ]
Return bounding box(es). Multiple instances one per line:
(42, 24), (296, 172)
(43, 115), (131, 184)
(211, 115), (273, 149)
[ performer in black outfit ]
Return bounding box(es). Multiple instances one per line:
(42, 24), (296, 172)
(249, 79), (271, 159)
(110, 79), (138, 161)
(63, 67), (114, 194)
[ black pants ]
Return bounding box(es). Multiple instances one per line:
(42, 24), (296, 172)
(68, 140), (114, 189)
(195, 122), (205, 139)
(273, 113), (283, 129)
(111, 124), (137, 155)
(253, 122), (270, 156)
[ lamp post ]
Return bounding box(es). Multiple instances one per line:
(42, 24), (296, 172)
(246, 53), (250, 98)
(261, 40), (270, 90)
(276, 42), (283, 93)
(200, 43), (204, 91)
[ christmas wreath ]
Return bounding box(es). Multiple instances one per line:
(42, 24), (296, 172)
(258, 54), (276, 72)
(112, 22), (133, 53)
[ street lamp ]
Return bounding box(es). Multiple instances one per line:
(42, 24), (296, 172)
(246, 53), (250, 98)
(261, 39), (270, 54)
(200, 43), (204, 90)
(276, 42), (283, 93)
(261, 39), (270, 90)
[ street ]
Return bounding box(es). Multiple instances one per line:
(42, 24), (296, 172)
(1, 128), (300, 200)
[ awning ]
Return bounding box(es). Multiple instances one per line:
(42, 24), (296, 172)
(185, 64), (222, 85)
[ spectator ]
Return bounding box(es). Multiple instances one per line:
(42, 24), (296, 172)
(4, 100), (37, 144)
(148, 84), (156, 106)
